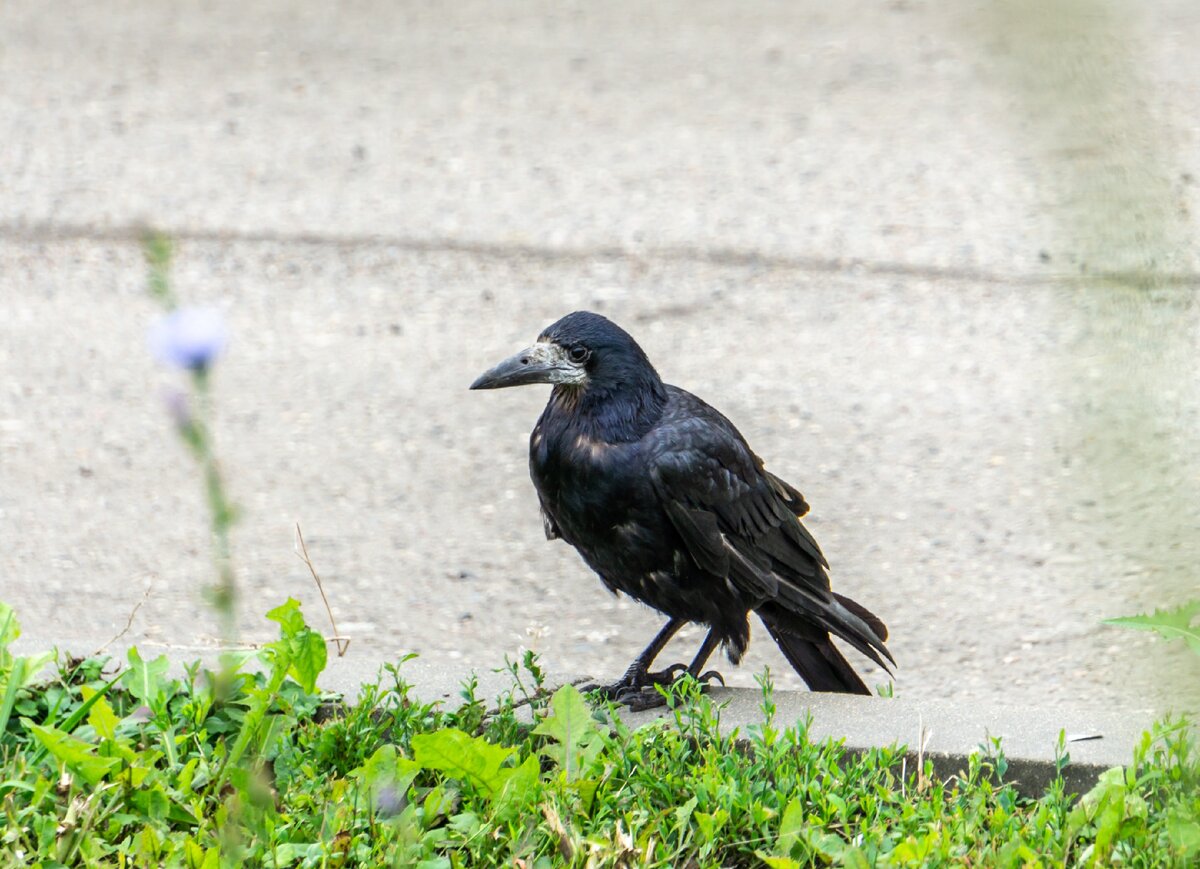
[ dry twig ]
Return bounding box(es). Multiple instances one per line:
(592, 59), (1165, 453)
(294, 523), (350, 655)
(95, 584), (152, 654)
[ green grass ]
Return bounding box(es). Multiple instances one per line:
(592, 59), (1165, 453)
(1, 601), (1198, 867)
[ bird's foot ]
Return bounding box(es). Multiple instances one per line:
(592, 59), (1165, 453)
(612, 686), (670, 712)
(582, 664), (725, 711)
(579, 671), (658, 701)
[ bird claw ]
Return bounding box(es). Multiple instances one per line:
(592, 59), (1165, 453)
(581, 661), (688, 700)
(613, 685), (668, 712)
(581, 664), (726, 712)
(645, 663), (688, 685)
(696, 669), (726, 687)
(577, 681), (665, 711)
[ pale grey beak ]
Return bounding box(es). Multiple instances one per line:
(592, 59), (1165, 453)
(470, 342), (574, 390)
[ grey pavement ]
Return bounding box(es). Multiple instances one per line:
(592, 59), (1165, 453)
(3, 1), (1199, 721)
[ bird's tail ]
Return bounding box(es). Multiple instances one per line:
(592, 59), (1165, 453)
(758, 594), (892, 696)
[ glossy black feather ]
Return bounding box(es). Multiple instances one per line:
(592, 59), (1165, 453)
(525, 311), (893, 693)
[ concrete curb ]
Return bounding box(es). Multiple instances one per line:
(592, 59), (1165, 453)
(13, 638), (1171, 798)
(317, 656), (1163, 798)
(618, 688), (1156, 798)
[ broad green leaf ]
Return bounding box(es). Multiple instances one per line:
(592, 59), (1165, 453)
(572, 777), (600, 815)
(25, 721), (121, 785)
(0, 601), (19, 654)
(199, 843), (220, 869)
(532, 684), (602, 780)
(0, 657), (25, 734)
(81, 686), (120, 741)
(265, 598), (327, 692)
(840, 847), (871, 869)
(1167, 810), (1200, 857)
(889, 838), (932, 864)
(266, 598), (307, 636)
(178, 758), (199, 792)
(808, 833), (870, 869)
(696, 808), (728, 842)
(422, 785), (456, 827)
(412, 728), (515, 797)
(284, 628), (326, 693)
(1104, 600), (1200, 656)
(132, 786), (170, 822)
(778, 798), (804, 854)
(123, 647), (169, 705)
(58, 671), (123, 735)
(351, 744), (420, 812)
(755, 854), (801, 869)
(449, 811), (483, 836)
(1071, 767), (1131, 859)
(0, 603), (54, 710)
(675, 795), (698, 829)
(17, 651), (54, 687)
(1, 602), (55, 687)
(494, 753), (540, 818)
(268, 842), (321, 866)
(182, 839), (220, 869)
(532, 683), (594, 744)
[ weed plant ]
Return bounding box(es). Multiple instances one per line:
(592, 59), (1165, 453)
(1, 610), (1198, 866)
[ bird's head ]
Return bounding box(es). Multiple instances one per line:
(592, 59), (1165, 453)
(470, 312), (666, 417)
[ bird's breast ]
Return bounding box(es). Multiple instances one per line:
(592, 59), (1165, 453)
(527, 414), (735, 621)
(530, 425), (647, 545)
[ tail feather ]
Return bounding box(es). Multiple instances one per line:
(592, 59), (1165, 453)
(758, 591), (893, 695)
(834, 592), (889, 643)
(761, 615), (871, 695)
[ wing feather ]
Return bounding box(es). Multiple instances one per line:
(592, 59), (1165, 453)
(650, 430), (829, 601)
(649, 390), (892, 670)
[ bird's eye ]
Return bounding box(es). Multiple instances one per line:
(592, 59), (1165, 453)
(568, 345), (590, 364)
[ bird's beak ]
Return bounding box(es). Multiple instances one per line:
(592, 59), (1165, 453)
(469, 342), (573, 390)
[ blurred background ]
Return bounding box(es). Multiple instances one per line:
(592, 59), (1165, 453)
(2, 0), (1197, 711)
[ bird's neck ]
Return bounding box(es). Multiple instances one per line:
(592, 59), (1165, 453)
(551, 377), (668, 444)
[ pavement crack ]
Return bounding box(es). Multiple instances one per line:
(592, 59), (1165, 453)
(3, 220), (1198, 288)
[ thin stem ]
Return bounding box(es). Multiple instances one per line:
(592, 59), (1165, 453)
(189, 367), (237, 649)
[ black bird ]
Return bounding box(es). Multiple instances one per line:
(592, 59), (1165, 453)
(471, 311), (893, 706)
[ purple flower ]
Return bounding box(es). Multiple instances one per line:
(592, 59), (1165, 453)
(375, 785), (406, 817)
(129, 705), (153, 723)
(148, 307), (228, 371)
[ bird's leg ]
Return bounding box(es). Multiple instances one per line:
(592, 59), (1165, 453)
(582, 616), (685, 699)
(597, 627), (729, 713)
(683, 629), (726, 687)
(639, 630), (719, 687)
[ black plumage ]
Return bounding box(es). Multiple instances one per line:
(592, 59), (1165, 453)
(471, 311), (893, 705)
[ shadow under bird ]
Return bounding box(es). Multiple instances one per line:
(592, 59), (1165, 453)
(471, 311), (893, 708)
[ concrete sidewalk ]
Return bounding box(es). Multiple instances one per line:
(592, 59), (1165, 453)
(4, 1), (1198, 273)
(3, 1), (1199, 717)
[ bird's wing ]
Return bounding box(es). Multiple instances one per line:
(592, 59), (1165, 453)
(648, 394), (893, 671)
(651, 420), (892, 671)
(647, 406), (829, 605)
(764, 470), (810, 518)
